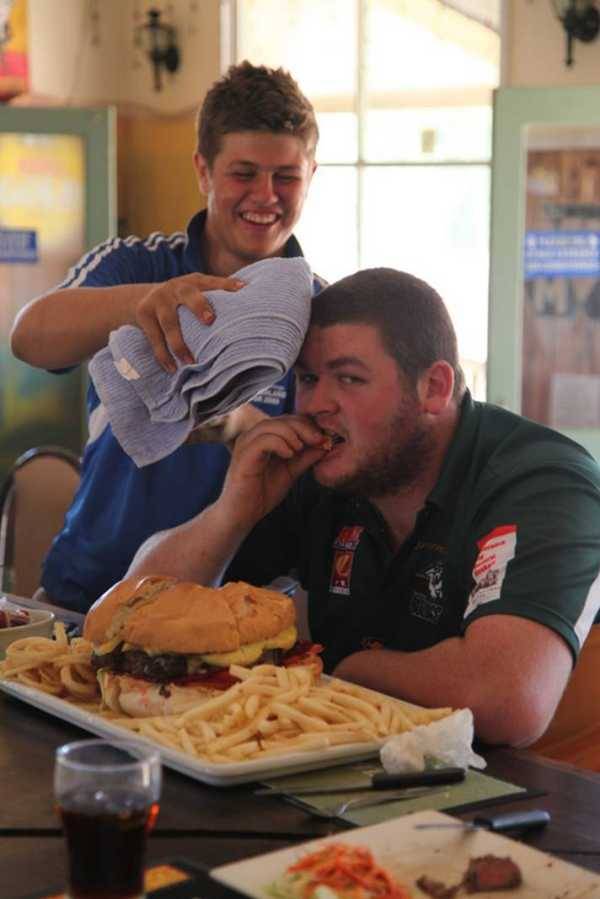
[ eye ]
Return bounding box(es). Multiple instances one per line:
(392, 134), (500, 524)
(231, 170), (254, 180)
(296, 372), (317, 387)
(276, 173), (300, 184)
(339, 374), (364, 385)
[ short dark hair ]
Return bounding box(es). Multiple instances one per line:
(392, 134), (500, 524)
(310, 268), (465, 398)
(197, 60), (319, 166)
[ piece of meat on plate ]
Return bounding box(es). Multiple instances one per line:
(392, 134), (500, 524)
(416, 874), (460, 898)
(463, 854), (522, 892)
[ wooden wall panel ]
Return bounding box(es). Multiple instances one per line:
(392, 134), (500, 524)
(117, 111), (206, 239)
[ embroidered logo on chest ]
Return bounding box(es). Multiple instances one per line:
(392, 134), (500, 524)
(410, 561), (446, 623)
(464, 524), (517, 617)
(422, 562), (444, 600)
(329, 525), (365, 595)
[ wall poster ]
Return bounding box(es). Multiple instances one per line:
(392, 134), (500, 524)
(0, 132), (86, 475)
(522, 126), (600, 430)
(0, 0), (28, 102)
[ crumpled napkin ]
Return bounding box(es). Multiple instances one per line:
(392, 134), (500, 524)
(380, 708), (486, 772)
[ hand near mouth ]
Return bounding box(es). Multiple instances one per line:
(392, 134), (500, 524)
(220, 415), (332, 527)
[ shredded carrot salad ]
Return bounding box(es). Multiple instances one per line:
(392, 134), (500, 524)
(280, 842), (411, 899)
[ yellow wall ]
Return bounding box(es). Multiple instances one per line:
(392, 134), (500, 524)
(117, 111), (204, 238)
(23, 0), (220, 240)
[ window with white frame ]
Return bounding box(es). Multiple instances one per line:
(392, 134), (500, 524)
(228, 0), (500, 397)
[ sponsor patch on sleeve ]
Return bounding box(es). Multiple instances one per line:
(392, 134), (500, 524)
(464, 524), (517, 618)
(252, 384), (287, 408)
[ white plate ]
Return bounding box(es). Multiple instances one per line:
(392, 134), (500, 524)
(0, 678), (380, 786)
(212, 808), (600, 897)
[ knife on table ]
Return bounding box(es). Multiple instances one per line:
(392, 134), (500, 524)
(414, 809), (551, 833)
(255, 766), (465, 796)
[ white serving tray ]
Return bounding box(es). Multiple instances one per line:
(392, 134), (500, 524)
(0, 678), (380, 787)
(212, 808), (600, 897)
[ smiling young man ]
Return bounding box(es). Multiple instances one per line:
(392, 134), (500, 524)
(10, 61), (320, 612)
(129, 267), (600, 748)
(195, 130), (313, 278)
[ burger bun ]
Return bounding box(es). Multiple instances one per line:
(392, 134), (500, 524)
(84, 576), (296, 655)
(97, 670), (219, 717)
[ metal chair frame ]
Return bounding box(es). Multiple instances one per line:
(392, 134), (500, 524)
(0, 446), (81, 596)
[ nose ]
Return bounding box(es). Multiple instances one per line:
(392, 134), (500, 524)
(251, 172), (278, 205)
(297, 379), (339, 419)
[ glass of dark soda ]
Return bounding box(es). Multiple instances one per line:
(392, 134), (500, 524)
(55, 738), (162, 899)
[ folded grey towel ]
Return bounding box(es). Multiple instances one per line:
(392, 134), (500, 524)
(89, 257), (312, 466)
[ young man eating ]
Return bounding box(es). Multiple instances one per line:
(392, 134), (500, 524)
(128, 267), (600, 747)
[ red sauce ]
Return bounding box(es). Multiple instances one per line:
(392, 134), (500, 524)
(281, 640), (324, 667)
(173, 669), (240, 690)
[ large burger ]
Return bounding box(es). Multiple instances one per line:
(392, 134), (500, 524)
(83, 575), (321, 717)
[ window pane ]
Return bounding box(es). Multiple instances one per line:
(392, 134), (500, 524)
(361, 165), (490, 378)
(366, 106), (492, 163)
(295, 166), (358, 283)
(316, 112), (358, 164)
(236, 0), (356, 97)
(365, 0), (499, 162)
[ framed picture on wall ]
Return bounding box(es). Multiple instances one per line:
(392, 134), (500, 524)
(489, 86), (600, 461)
(0, 106), (116, 477)
(0, 0), (28, 103)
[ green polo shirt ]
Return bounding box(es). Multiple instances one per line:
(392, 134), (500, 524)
(228, 393), (600, 674)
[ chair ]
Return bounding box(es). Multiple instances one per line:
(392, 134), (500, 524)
(528, 625), (600, 770)
(0, 447), (81, 598)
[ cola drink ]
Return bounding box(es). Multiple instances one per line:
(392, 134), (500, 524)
(58, 786), (159, 899)
(55, 739), (161, 899)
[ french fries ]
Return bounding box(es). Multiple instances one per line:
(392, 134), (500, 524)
(110, 663), (453, 763)
(0, 632), (453, 764)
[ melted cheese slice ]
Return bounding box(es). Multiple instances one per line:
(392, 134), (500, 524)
(96, 638), (162, 656)
(95, 625), (298, 669)
(194, 625), (298, 668)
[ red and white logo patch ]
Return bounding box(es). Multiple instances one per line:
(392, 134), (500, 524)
(330, 525), (364, 595)
(333, 525), (364, 551)
(464, 524), (517, 617)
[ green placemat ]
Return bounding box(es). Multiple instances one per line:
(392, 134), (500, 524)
(260, 761), (538, 827)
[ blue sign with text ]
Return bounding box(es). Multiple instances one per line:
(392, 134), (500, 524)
(0, 228), (38, 263)
(524, 230), (600, 279)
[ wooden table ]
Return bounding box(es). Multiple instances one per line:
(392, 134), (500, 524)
(2, 689), (600, 898)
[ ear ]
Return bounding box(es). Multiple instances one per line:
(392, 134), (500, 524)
(193, 152), (211, 195)
(417, 361), (455, 414)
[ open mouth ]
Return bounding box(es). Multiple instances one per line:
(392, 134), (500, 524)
(320, 430), (346, 451)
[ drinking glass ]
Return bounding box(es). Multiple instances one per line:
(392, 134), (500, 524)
(54, 738), (162, 899)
